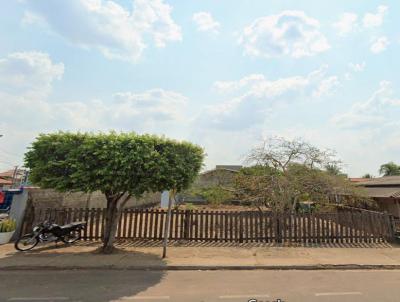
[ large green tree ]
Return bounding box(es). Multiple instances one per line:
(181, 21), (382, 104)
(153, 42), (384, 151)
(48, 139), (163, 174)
(25, 132), (204, 253)
(379, 162), (400, 176)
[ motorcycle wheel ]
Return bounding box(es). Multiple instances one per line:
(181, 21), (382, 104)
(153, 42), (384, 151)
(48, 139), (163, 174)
(15, 234), (39, 251)
(62, 230), (81, 244)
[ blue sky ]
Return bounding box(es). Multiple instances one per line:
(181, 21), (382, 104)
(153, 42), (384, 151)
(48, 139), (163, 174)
(0, 0), (399, 177)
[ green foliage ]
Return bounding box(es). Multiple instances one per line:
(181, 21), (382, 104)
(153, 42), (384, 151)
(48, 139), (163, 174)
(190, 186), (233, 205)
(25, 132), (205, 252)
(362, 173), (373, 178)
(238, 165), (278, 176)
(379, 162), (400, 176)
(235, 165), (286, 211)
(325, 164), (346, 177)
(0, 219), (16, 233)
(184, 203), (196, 210)
(25, 132), (205, 197)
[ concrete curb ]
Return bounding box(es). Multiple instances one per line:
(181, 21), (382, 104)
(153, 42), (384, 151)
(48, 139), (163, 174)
(2, 264), (400, 271)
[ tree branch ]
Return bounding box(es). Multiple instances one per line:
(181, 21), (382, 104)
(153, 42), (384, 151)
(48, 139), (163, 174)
(118, 193), (132, 209)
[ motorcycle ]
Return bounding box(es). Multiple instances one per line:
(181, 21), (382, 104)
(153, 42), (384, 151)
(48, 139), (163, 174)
(15, 220), (87, 251)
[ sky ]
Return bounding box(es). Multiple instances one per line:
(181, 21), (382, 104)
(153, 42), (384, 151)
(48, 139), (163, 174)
(0, 0), (399, 177)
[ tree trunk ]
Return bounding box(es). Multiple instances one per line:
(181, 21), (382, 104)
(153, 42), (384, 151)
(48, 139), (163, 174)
(102, 198), (119, 253)
(102, 193), (131, 254)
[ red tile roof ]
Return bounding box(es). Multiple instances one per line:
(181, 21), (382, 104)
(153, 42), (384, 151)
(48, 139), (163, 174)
(0, 177), (12, 185)
(0, 170), (15, 178)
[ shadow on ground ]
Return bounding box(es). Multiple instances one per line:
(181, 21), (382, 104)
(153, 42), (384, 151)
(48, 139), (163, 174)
(9, 238), (396, 251)
(0, 245), (167, 302)
(110, 239), (397, 249)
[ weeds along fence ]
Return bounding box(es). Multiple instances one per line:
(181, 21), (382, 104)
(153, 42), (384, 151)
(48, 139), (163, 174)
(21, 207), (395, 244)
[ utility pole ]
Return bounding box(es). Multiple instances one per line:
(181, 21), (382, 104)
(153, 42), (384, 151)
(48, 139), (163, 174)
(162, 189), (176, 258)
(11, 165), (18, 188)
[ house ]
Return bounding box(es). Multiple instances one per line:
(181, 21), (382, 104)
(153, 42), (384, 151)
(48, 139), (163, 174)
(0, 169), (26, 189)
(0, 177), (12, 188)
(195, 165), (242, 188)
(355, 176), (400, 218)
(349, 177), (373, 183)
(178, 165), (242, 204)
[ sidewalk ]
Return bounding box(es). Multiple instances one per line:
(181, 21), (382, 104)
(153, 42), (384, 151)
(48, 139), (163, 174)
(1, 241), (400, 270)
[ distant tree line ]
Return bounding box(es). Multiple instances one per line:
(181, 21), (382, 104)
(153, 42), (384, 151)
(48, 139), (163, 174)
(361, 161), (400, 178)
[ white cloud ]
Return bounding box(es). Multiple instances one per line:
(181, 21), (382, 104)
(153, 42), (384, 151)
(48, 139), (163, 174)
(112, 89), (187, 123)
(332, 13), (358, 36)
(132, 0), (182, 48)
(332, 6), (388, 38)
(239, 11), (330, 58)
(0, 51), (190, 170)
(370, 36), (389, 53)
(0, 51), (65, 169)
(21, 11), (46, 26)
(0, 51), (64, 99)
(345, 62), (366, 80)
(23, 0), (182, 62)
(43, 88), (188, 133)
(312, 76), (340, 98)
(192, 12), (220, 34)
(213, 74), (265, 94)
(4, 89), (187, 133)
(363, 5), (388, 28)
(348, 62), (366, 72)
(332, 81), (400, 129)
(202, 66), (338, 130)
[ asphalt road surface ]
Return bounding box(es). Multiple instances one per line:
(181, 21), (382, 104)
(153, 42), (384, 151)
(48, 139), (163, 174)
(1, 270), (400, 302)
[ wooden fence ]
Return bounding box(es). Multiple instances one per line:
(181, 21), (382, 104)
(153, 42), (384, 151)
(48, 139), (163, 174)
(21, 207), (395, 244)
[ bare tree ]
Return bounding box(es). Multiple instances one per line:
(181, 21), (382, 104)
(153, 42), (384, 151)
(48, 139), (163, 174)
(246, 137), (340, 173)
(236, 137), (369, 213)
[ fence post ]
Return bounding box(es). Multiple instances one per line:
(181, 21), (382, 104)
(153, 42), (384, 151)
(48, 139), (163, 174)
(275, 212), (281, 244)
(239, 212), (243, 243)
(385, 214), (396, 243)
(184, 210), (190, 240)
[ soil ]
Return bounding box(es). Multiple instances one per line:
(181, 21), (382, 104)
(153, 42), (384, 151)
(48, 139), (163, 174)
(153, 204), (268, 211)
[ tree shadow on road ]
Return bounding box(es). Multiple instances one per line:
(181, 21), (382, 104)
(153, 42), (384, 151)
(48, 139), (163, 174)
(0, 244), (167, 302)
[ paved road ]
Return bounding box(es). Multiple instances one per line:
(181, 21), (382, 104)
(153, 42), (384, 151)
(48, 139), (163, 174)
(0, 270), (399, 302)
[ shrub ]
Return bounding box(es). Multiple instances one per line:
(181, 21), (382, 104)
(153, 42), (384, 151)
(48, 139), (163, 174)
(189, 186), (234, 205)
(0, 219), (16, 233)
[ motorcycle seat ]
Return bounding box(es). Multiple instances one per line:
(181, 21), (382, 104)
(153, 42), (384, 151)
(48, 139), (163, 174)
(61, 222), (85, 229)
